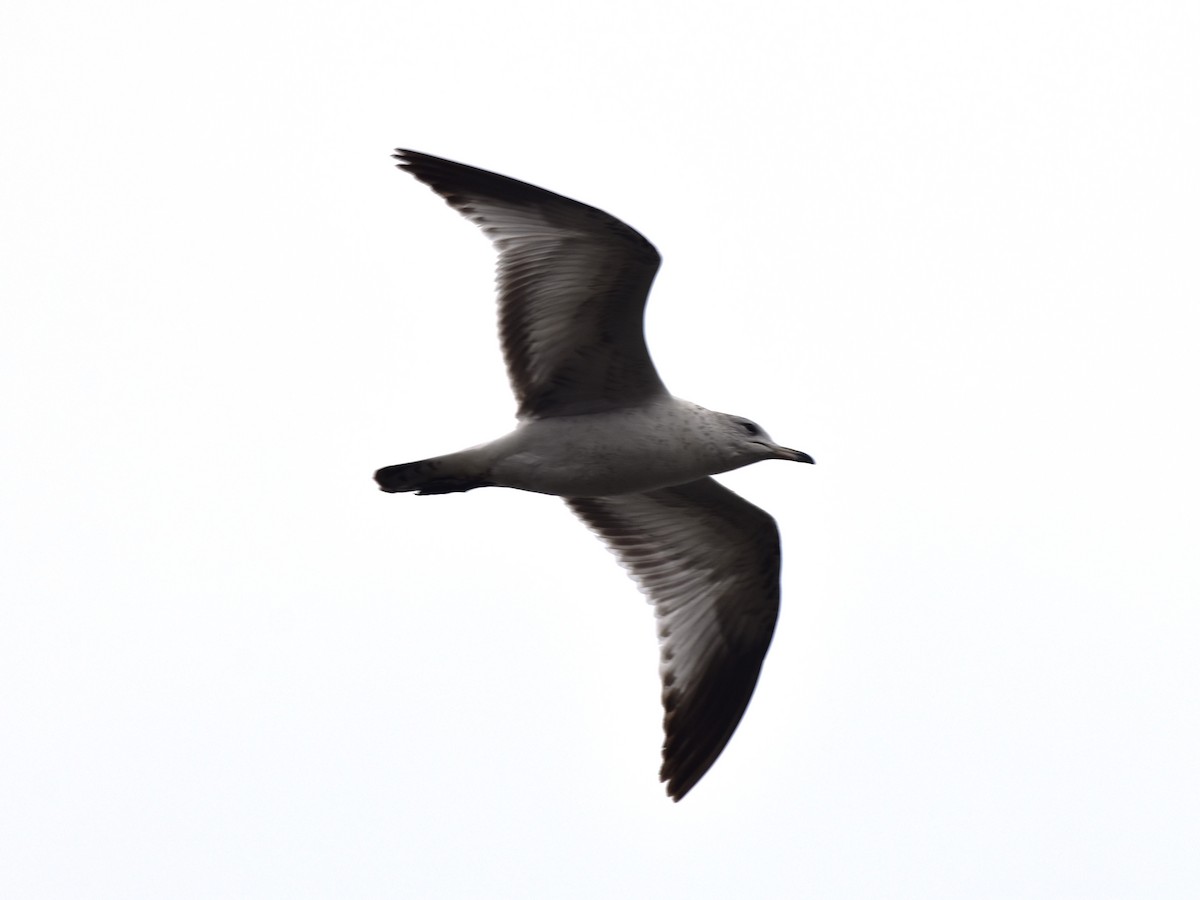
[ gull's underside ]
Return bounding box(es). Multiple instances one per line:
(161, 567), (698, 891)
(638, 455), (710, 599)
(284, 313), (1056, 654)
(381, 150), (806, 800)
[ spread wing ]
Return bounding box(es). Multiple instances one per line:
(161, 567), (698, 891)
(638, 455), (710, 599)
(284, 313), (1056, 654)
(394, 149), (669, 418)
(566, 477), (782, 801)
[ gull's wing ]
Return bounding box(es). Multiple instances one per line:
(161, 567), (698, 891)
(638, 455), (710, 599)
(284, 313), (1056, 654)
(566, 477), (782, 801)
(395, 150), (668, 419)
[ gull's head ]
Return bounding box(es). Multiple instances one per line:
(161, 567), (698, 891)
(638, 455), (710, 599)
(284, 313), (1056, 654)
(721, 414), (815, 466)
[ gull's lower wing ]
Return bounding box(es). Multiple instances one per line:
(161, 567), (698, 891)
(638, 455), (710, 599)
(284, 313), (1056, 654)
(566, 477), (782, 800)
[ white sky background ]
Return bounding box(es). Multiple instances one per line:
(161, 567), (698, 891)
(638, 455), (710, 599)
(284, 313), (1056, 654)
(3, 1), (1199, 897)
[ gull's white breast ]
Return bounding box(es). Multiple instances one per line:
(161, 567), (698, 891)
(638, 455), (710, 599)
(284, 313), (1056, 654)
(485, 399), (741, 497)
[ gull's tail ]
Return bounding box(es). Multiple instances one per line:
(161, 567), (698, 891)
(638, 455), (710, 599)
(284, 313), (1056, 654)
(374, 454), (493, 496)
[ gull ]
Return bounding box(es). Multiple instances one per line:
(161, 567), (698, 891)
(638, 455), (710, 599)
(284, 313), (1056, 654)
(376, 150), (814, 801)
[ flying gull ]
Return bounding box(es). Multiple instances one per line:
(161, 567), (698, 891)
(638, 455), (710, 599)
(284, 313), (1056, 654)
(376, 150), (814, 801)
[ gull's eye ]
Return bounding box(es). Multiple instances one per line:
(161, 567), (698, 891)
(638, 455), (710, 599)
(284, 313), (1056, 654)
(740, 422), (761, 436)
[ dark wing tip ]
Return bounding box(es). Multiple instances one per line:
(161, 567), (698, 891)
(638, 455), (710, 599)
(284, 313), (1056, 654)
(658, 658), (766, 801)
(389, 149), (661, 267)
(392, 148), (421, 167)
(390, 148), (560, 213)
(392, 149), (457, 185)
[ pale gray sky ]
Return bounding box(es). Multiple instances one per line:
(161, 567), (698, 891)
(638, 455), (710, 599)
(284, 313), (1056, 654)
(3, 1), (1199, 897)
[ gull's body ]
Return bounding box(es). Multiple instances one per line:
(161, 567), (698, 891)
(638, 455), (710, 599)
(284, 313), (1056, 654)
(376, 150), (813, 800)
(391, 397), (795, 499)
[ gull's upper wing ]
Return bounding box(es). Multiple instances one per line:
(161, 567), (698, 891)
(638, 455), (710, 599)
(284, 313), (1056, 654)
(395, 150), (668, 418)
(566, 477), (782, 801)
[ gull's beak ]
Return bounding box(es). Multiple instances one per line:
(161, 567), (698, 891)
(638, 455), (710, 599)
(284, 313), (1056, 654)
(775, 446), (815, 464)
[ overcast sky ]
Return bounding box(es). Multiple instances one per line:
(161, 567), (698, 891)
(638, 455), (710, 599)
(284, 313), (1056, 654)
(3, 1), (1199, 898)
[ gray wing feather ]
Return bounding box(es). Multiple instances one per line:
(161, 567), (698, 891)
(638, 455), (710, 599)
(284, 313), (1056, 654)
(394, 150), (668, 418)
(566, 477), (782, 801)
